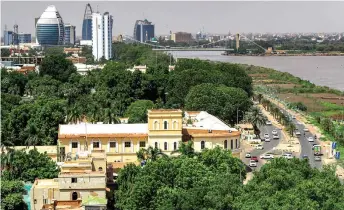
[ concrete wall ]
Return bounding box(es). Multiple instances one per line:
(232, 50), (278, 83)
(30, 179), (60, 210)
(193, 136), (240, 152)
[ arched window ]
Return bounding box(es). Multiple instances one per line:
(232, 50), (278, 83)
(154, 121), (159, 130)
(155, 142), (158, 149)
(224, 140), (228, 150)
(173, 121), (177, 129)
(164, 121), (168, 130)
(231, 140), (233, 150)
(173, 142), (177, 151)
(236, 139), (238, 149)
(164, 142), (168, 151)
(201, 141), (205, 150)
(98, 167), (103, 171)
(72, 192), (78, 200)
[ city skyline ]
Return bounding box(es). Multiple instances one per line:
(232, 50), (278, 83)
(1, 1), (344, 38)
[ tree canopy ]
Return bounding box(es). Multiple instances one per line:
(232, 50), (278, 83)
(124, 100), (155, 123)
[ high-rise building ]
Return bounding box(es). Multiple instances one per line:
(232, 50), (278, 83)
(82, 3), (93, 40)
(64, 24), (76, 45)
(92, 12), (113, 61)
(133, 19), (155, 42)
(18, 33), (32, 43)
(36, 5), (65, 45)
(171, 32), (193, 43)
(3, 29), (13, 45)
(13, 24), (19, 45)
(35, 17), (40, 43)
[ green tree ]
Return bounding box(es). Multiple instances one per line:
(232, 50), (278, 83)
(39, 54), (76, 82)
(1, 180), (28, 210)
(244, 106), (267, 138)
(124, 100), (154, 123)
(1, 48), (11, 57)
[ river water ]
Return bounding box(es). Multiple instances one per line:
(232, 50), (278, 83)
(171, 51), (344, 91)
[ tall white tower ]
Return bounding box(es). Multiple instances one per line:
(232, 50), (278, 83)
(92, 12), (113, 61)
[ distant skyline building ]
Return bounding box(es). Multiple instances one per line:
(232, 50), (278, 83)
(18, 33), (32, 43)
(36, 5), (65, 45)
(171, 32), (193, 43)
(3, 29), (13, 45)
(64, 24), (76, 45)
(92, 12), (113, 61)
(82, 3), (93, 40)
(133, 19), (155, 42)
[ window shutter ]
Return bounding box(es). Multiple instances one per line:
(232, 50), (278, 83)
(78, 141), (80, 152)
(107, 142), (110, 152)
(137, 141), (140, 151)
(99, 140), (102, 150)
(131, 140), (134, 153)
(69, 140), (72, 153)
(91, 140), (93, 150)
(116, 141), (119, 153)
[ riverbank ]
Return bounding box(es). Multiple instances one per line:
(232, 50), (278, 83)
(223, 52), (344, 56)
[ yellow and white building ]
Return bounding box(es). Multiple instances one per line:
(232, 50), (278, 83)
(57, 109), (242, 164)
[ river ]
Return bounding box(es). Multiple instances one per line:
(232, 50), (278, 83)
(170, 51), (344, 91)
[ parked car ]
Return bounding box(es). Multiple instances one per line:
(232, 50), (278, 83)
(314, 156), (322, 161)
(245, 153), (251, 158)
(282, 154), (293, 159)
(265, 137), (271, 142)
(266, 121), (272, 125)
(292, 115), (296, 119)
(251, 156), (258, 162)
(264, 133), (269, 138)
(249, 160), (257, 167)
(302, 155), (309, 159)
(273, 134), (279, 139)
(308, 137), (314, 142)
(295, 131), (301, 136)
(260, 154), (274, 159)
(303, 128), (309, 132)
(272, 130), (278, 135)
(256, 144), (264, 150)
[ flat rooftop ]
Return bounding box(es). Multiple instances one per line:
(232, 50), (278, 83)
(34, 179), (59, 188)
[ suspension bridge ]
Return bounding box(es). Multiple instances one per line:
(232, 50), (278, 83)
(121, 34), (267, 53)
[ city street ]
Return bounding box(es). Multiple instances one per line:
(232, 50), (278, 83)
(242, 124), (283, 171)
(279, 107), (323, 169)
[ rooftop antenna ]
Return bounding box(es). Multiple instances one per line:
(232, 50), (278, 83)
(97, 5), (99, 13)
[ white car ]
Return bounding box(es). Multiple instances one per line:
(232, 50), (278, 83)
(282, 154), (293, 159)
(314, 156), (322, 161)
(245, 153), (251, 158)
(292, 116), (296, 119)
(265, 138), (271, 142)
(249, 160), (257, 167)
(266, 121), (272, 125)
(256, 144), (264, 150)
(308, 137), (314, 142)
(295, 131), (301, 136)
(272, 130), (278, 135)
(273, 134), (279, 139)
(303, 128), (309, 132)
(264, 133), (269, 138)
(260, 154), (274, 159)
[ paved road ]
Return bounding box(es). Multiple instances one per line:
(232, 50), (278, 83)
(279, 108), (322, 169)
(242, 124), (283, 170)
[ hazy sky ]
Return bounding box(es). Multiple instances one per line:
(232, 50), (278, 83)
(1, 1), (344, 37)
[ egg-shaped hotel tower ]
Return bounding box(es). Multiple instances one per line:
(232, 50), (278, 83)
(36, 5), (65, 45)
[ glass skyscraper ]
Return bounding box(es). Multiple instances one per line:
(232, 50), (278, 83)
(133, 19), (155, 42)
(82, 3), (93, 40)
(3, 30), (13, 45)
(64, 24), (76, 45)
(18, 33), (32, 43)
(36, 5), (65, 45)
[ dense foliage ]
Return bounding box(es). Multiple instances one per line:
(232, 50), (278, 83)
(116, 146), (344, 210)
(1, 43), (252, 147)
(1, 180), (28, 210)
(1, 149), (59, 182)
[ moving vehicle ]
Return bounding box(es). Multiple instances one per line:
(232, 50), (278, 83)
(282, 154), (293, 159)
(292, 116), (296, 119)
(273, 134), (279, 139)
(272, 130), (278, 135)
(314, 156), (322, 161)
(302, 155), (309, 159)
(303, 128), (309, 132)
(308, 137), (314, 142)
(265, 138), (271, 142)
(249, 160), (257, 167)
(313, 145), (321, 156)
(260, 154), (274, 159)
(256, 144), (264, 150)
(264, 133), (269, 138)
(295, 130), (301, 136)
(245, 153), (251, 158)
(251, 156), (258, 162)
(266, 121), (272, 125)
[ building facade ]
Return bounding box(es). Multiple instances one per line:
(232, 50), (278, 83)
(18, 33), (32, 44)
(92, 12), (113, 61)
(64, 24), (76, 45)
(36, 5), (65, 45)
(171, 32), (193, 43)
(57, 110), (242, 164)
(3, 30), (13, 45)
(133, 19), (155, 42)
(82, 3), (93, 41)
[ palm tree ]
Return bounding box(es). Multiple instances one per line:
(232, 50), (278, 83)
(244, 107), (268, 139)
(136, 146), (168, 162)
(67, 105), (82, 124)
(103, 106), (120, 124)
(287, 123), (297, 137)
(171, 141), (197, 158)
(1, 148), (15, 175)
(257, 93), (263, 104)
(25, 124), (41, 148)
